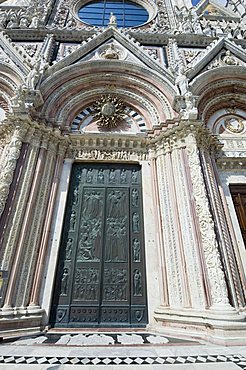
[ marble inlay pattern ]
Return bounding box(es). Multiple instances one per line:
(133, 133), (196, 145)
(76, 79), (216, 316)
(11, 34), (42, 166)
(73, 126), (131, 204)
(0, 354), (245, 367)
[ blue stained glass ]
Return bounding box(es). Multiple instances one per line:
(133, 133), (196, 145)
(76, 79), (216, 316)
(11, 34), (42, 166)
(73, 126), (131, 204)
(78, 0), (149, 27)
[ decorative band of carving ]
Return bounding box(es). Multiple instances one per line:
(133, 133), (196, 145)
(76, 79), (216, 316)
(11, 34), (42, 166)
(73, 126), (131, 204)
(0, 125), (27, 219)
(185, 133), (230, 306)
(75, 148), (148, 161)
(201, 152), (245, 308)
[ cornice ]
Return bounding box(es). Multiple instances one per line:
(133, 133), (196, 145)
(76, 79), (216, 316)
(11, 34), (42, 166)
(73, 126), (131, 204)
(5, 114), (70, 148)
(67, 119), (222, 161)
(3, 28), (246, 49)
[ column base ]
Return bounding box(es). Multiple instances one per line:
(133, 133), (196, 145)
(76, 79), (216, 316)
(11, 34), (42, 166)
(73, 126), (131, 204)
(154, 306), (246, 345)
(0, 307), (44, 338)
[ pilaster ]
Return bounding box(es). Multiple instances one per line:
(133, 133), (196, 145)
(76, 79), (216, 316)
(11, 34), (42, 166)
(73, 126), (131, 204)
(185, 131), (231, 309)
(0, 118), (69, 334)
(152, 121), (246, 344)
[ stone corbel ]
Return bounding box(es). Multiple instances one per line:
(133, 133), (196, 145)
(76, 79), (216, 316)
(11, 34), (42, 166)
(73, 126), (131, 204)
(173, 94), (199, 120)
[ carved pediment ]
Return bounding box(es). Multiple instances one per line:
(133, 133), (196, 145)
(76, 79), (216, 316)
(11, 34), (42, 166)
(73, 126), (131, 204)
(195, 0), (239, 19)
(46, 27), (173, 81)
(186, 38), (246, 80)
(0, 31), (31, 76)
(0, 0), (30, 6)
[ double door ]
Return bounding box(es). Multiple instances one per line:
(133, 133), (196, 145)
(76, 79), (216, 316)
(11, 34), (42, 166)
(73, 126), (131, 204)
(50, 163), (147, 327)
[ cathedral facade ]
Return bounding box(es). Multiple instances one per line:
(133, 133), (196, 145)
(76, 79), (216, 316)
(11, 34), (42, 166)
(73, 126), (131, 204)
(0, 0), (245, 344)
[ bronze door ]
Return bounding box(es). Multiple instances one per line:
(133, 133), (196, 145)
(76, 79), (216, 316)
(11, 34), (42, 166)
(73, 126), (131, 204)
(50, 163), (148, 327)
(230, 185), (246, 246)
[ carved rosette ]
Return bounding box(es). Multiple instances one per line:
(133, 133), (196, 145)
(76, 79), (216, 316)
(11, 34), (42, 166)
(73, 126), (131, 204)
(185, 133), (230, 307)
(93, 96), (126, 129)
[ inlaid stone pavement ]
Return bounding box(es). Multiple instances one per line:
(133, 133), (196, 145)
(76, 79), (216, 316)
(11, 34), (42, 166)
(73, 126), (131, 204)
(0, 331), (246, 369)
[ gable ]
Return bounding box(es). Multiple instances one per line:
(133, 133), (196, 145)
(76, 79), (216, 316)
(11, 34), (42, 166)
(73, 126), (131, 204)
(195, 0), (239, 19)
(0, 0), (30, 6)
(45, 27), (173, 82)
(186, 38), (246, 80)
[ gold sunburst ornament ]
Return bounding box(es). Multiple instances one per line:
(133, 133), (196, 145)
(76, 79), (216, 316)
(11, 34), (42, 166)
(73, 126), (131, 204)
(93, 95), (125, 128)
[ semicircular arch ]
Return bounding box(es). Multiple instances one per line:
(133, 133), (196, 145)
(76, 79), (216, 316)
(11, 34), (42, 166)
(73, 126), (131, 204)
(39, 60), (177, 130)
(189, 66), (246, 124)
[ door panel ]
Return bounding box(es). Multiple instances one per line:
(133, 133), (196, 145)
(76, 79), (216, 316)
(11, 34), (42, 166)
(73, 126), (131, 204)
(50, 163), (148, 327)
(230, 185), (246, 246)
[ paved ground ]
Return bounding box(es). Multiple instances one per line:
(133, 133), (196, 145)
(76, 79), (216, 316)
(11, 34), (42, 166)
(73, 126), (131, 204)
(0, 331), (245, 369)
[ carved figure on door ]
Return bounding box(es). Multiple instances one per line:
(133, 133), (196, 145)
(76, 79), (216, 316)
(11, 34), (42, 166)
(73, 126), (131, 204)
(132, 189), (139, 207)
(73, 187), (79, 205)
(86, 168), (93, 183)
(120, 169), (127, 183)
(105, 218), (127, 261)
(61, 268), (69, 296)
(132, 213), (140, 233)
(131, 169), (138, 184)
(87, 285), (96, 300)
(65, 238), (73, 260)
(108, 190), (126, 217)
(97, 169), (104, 183)
(69, 211), (76, 231)
(109, 169), (116, 183)
(133, 269), (142, 296)
(78, 234), (94, 261)
(133, 239), (140, 262)
(83, 191), (102, 218)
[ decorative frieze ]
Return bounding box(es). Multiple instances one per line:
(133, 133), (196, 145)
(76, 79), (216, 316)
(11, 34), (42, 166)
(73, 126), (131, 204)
(73, 135), (148, 162)
(0, 0), (53, 30)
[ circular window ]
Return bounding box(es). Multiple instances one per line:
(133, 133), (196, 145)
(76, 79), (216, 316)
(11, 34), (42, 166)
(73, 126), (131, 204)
(78, 0), (149, 27)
